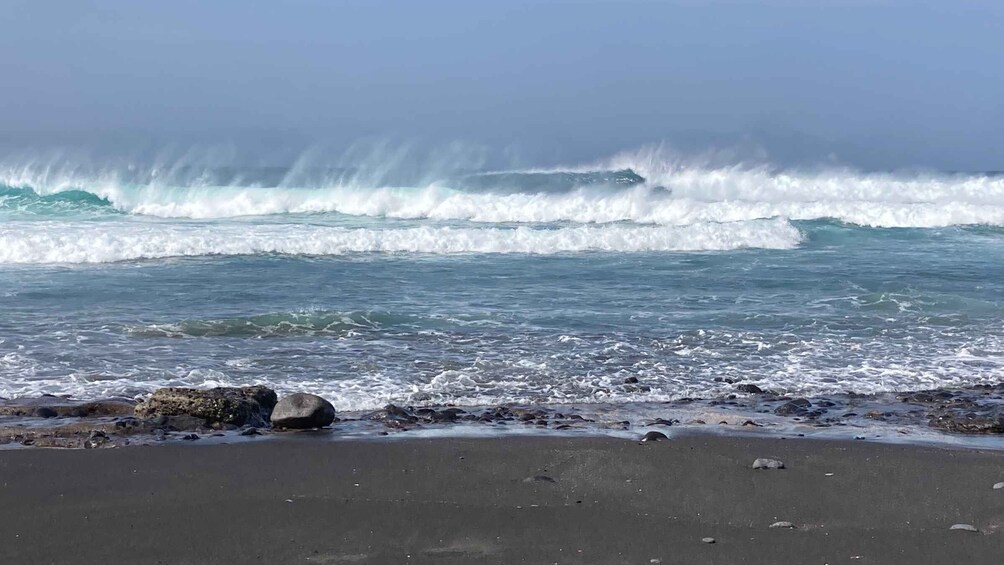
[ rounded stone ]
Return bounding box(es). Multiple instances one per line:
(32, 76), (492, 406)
(993, 482), (1004, 490)
(949, 524), (978, 532)
(701, 537), (715, 544)
(736, 384), (764, 394)
(33, 407), (58, 418)
(752, 458), (785, 470)
(271, 393), (336, 429)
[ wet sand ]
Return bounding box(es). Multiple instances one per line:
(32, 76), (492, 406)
(1, 434), (1002, 564)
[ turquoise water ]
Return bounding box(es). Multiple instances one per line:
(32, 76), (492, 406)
(1, 160), (1003, 411)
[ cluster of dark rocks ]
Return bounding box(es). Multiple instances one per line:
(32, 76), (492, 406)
(705, 379), (1004, 435)
(898, 384), (1004, 434)
(3, 380), (1003, 448)
(360, 403), (597, 432)
(0, 386), (337, 448)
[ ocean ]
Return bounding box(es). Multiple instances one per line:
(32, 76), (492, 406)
(1, 153), (1003, 422)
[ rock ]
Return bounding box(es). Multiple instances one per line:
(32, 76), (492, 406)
(0, 397), (136, 418)
(736, 384), (765, 394)
(647, 418), (677, 427)
(929, 408), (1004, 434)
(774, 398), (812, 416)
(752, 458), (785, 470)
(83, 431), (108, 449)
(513, 408), (547, 422)
(624, 376), (639, 384)
(701, 537), (715, 544)
(135, 386), (276, 428)
(159, 414), (211, 432)
(949, 524), (979, 532)
(113, 417), (142, 430)
(641, 431), (668, 442)
(414, 407), (465, 423)
(993, 482), (1004, 490)
(366, 404), (419, 428)
(64, 400), (137, 418)
(769, 521), (796, 529)
(271, 393), (336, 429)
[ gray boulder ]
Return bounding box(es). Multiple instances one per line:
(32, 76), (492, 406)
(135, 386), (277, 428)
(271, 393), (336, 429)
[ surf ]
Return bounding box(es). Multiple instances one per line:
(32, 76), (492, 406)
(0, 218), (802, 264)
(4, 157), (1004, 228)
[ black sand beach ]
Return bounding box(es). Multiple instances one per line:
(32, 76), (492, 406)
(1, 434), (1002, 564)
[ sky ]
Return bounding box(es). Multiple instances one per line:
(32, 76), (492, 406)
(0, 0), (1002, 170)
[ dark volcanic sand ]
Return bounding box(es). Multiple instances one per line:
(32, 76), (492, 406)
(1, 435), (1002, 564)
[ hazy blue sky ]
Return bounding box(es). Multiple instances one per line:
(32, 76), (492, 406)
(1, 0), (1002, 170)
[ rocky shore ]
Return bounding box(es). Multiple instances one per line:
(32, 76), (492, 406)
(1, 380), (1003, 448)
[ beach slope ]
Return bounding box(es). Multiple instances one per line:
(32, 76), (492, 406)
(1, 435), (1001, 564)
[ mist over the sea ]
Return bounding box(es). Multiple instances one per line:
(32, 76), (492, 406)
(2, 1), (1003, 171)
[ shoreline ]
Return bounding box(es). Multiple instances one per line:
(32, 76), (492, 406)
(2, 380), (1004, 450)
(2, 434), (1002, 564)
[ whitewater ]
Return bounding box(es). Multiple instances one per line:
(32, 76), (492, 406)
(4, 161), (1004, 227)
(1, 153), (1002, 415)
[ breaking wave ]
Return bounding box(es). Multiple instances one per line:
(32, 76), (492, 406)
(3, 156), (1004, 228)
(0, 218), (801, 264)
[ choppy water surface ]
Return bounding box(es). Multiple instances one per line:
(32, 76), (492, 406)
(1, 155), (1003, 415)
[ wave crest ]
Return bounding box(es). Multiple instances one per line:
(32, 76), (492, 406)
(4, 154), (1004, 228)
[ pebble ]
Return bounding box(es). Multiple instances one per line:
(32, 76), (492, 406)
(641, 431), (668, 442)
(949, 524), (979, 532)
(769, 521), (796, 529)
(993, 482), (1004, 490)
(752, 458), (785, 470)
(701, 537), (715, 544)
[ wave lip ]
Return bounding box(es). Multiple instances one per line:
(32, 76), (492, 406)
(0, 218), (802, 264)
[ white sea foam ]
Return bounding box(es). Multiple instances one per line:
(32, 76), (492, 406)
(4, 159), (1004, 227)
(0, 218), (801, 264)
